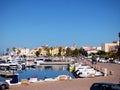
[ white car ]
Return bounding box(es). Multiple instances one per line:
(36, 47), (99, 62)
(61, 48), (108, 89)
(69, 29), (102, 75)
(114, 60), (120, 64)
(99, 59), (109, 63)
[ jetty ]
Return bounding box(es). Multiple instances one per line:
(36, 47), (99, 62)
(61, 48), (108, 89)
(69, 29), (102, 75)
(40, 61), (73, 65)
(78, 59), (114, 76)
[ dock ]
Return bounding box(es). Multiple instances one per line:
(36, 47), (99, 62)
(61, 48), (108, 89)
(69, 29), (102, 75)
(79, 59), (114, 76)
(40, 61), (73, 65)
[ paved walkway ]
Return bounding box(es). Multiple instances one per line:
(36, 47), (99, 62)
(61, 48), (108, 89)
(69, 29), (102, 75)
(9, 63), (120, 90)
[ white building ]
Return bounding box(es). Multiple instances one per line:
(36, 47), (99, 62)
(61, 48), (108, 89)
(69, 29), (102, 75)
(82, 46), (101, 55)
(11, 48), (31, 56)
(20, 48), (30, 56)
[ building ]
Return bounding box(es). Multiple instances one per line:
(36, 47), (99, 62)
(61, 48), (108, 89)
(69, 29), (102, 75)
(71, 42), (77, 50)
(10, 48), (31, 56)
(102, 41), (119, 52)
(82, 46), (101, 55)
(50, 46), (66, 56)
(34, 46), (66, 56)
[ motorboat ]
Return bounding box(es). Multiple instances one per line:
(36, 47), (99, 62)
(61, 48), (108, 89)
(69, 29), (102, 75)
(0, 63), (20, 71)
(26, 59), (35, 67)
(74, 63), (90, 72)
(34, 57), (46, 66)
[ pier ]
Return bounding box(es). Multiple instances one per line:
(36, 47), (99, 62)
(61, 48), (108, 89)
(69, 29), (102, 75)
(40, 61), (73, 65)
(79, 59), (114, 76)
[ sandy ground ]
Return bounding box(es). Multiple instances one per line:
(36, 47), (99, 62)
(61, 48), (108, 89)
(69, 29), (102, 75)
(9, 63), (120, 90)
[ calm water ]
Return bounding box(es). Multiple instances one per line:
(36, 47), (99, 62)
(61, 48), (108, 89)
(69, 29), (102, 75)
(17, 65), (74, 81)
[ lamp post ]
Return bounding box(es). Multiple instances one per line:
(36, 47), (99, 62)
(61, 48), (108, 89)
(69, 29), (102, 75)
(118, 32), (120, 60)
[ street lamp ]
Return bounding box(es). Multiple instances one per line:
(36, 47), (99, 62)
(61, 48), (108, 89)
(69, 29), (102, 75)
(118, 32), (120, 60)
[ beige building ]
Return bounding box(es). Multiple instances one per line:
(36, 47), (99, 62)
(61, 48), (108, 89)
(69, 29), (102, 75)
(50, 46), (66, 56)
(102, 41), (119, 52)
(50, 47), (59, 56)
(34, 47), (48, 56)
(34, 46), (66, 56)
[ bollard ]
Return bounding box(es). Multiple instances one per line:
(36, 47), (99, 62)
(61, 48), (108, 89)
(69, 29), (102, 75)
(104, 68), (108, 76)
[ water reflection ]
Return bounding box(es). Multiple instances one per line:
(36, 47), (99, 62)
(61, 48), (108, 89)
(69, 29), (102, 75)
(36, 65), (68, 71)
(17, 65), (74, 81)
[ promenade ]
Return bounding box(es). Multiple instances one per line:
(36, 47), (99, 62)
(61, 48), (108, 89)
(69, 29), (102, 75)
(9, 62), (120, 90)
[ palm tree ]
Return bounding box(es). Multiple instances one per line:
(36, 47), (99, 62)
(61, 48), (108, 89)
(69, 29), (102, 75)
(58, 47), (62, 56)
(6, 48), (9, 55)
(50, 47), (53, 56)
(62, 48), (66, 56)
(43, 46), (50, 56)
(12, 47), (16, 56)
(12, 47), (16, 52)
(35, 51), (40, 57)
(17, 49), (21, 56)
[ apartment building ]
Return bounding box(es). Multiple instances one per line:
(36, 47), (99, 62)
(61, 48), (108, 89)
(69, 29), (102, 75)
(102, 41), (119, 52)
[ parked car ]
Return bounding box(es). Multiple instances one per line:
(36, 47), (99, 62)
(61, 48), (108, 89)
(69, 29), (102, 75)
(99, 59), (109, 63)
(90, 82), (120, 90)
(0, 77), (9, 90)
(114, 60), (120, 64)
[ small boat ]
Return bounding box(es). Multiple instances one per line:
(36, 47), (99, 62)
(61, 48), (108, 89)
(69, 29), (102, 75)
(78, 72), (95, 78)
(44, 78), (57, 82)
(29, 77), (38, 83)
(34, 57), (45, 66)
(95, 71), (103, 76)
(26, 59), (35, 67)
(55, 75), (72, 81)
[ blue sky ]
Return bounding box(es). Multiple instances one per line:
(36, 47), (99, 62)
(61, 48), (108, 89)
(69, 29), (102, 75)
(0, 0), (120, 53)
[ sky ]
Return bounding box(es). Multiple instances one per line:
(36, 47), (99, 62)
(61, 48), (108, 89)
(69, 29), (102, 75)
(0, 0), (120, 54)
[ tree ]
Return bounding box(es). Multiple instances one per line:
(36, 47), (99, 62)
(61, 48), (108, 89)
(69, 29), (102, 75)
(12, 47), (16, 56)
(62, 48), (66, 56)
(50, 47), (53, 56)
(17, 49), (21, 56)
(12, 47), (16, 52)
(66, 48), (72, 56)
(6, 48), (9, 55)
(58, 47), (62, 56)
(43, 46), (50, 56)
(38, 48), (42, 55)
(79, 48), (88, 56)
(107, 51), (118, 60)
(92, 55), (96, 61)
(72, 48), (79, 56)
(118, 46), (120, 59)
(35, 51), (40, 57)
(97, 50), (106, 56)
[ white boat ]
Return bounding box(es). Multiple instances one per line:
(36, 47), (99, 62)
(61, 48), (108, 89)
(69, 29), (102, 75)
(76, 68), (103, 78)
(34, 57), (46, 66)
(55, 75), (72, 81)
(95, 71), (103, 76)
(29, 77), (38, 83)
(44, 78), (57, 82)
(0, 63), (20, 71)
(79, 72), (95, 78)
(74, 63), (90, 71)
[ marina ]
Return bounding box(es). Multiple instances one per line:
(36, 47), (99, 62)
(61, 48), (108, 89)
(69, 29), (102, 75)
(0, 56), (118, 87)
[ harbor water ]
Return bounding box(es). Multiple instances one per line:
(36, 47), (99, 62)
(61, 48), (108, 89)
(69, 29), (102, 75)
(17, 65), (74, 82)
